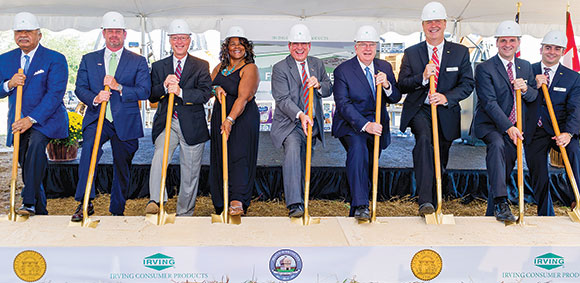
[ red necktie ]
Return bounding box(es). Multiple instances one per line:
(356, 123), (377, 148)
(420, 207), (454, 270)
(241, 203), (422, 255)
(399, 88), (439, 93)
(507, 62), (516, 125)
(431, 47), (440, 90)
(300, 62), (310, 112)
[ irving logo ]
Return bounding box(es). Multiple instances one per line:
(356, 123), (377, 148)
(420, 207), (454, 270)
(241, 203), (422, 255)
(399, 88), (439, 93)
(534, 253), (564, 270)
(143, 253), (175, 271)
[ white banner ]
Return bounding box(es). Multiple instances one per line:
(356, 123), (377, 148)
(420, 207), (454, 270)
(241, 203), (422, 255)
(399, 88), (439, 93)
(3, 246), (580, 283)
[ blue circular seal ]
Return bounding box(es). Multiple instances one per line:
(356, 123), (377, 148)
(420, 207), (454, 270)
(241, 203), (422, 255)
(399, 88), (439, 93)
(269, 249), (303, 281)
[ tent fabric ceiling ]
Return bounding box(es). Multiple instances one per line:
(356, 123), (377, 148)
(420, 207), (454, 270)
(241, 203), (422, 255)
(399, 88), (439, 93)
(0, 0), (579, 39)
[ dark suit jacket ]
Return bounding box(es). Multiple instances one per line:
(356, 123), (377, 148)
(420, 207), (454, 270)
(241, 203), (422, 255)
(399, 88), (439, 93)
(398, 40), (475, 141)
(332, 56), (402, 149)
(149, 54), (212, 145)
(472, 55), (538, 139)
(524, 63), (580, 143)
(75, 48), (151, 141)
(0, 44), (69, 146)
(270, 55), (332, 148)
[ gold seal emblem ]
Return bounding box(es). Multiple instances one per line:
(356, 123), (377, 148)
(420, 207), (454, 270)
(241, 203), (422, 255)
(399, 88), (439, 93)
(410, 249), (442, 281)
(13, 250), (47, 282)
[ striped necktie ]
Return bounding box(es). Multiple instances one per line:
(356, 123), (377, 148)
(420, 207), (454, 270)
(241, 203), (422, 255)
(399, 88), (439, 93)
(173, 60), (182, 119)
(507, 62), (517, 125)
(538, 67), (551, 127)
(300, 62), (310, 112)
(431, 46), (440, 89)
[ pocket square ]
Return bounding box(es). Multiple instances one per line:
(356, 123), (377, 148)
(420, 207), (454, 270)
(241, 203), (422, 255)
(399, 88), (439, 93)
(33, 69), (44, 76)
(97, 63), (103, 66)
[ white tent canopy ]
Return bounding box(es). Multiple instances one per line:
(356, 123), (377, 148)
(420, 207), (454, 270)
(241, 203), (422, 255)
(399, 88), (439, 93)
(1, 0), (580, 41)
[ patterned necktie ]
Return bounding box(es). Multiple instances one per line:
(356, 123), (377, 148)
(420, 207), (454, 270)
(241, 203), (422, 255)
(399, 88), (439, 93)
(173, 60), (182, 119)
(507, 62), (517, 125)
(300, 62), (310, 112)
(106, 52), (118, 122)
(365, 66), (376, 99)
(431, 46), (440, 89)
(538, 67), (551, 127)
(23, 55), (30, 75)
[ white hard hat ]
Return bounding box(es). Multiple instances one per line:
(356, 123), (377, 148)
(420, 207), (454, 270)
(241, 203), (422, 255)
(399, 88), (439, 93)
(494, 20), (522, 37)
(355, 25), (379, 42)
(288, 24), (312, 43)
(13, 12), (40, 31)
(421, 2), (447, 21)
(167, 19), (191, 36)
(225, 26), (246, 39)
(541, 30), (567, 48)
(101, 11), (125, 29)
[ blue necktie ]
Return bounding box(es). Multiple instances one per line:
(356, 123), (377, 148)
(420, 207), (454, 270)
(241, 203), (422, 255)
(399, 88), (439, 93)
(23, 55), (30, 75)
(365, 66), (376, 98)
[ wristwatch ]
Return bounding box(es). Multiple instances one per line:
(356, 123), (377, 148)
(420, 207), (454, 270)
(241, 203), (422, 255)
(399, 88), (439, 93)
(117, 84), (123, 92)
(226, 116), (235, 125)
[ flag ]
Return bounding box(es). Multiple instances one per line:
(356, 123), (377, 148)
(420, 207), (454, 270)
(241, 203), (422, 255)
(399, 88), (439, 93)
(563, 11), (580, 72)
(515, 5), (521, 57)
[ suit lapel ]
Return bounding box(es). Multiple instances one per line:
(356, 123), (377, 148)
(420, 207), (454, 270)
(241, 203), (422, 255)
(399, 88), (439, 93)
(494, 56), (512, 91)
(419, 41), (429, 67)
(22, 45), (45, 93)
(286, 55), (303, 87)
(351, 57), (373, 95)
(439, 41), (450, 77)
(114, 49), (131, 79)
(96, 49), (106, 80)
(179, 54), (194, 85)
(550, 64), (564, 91)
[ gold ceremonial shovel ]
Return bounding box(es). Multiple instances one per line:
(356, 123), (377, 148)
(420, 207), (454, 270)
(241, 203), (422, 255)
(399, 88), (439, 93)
(506, 89), (534, 227)
(358, 83), (384, 224)
(211, 92), (241, 225)
(541, 84), (580, 223)
(69, 86), (113, 228)
(7, 69), (28, 222)
(425, 63), (455, 225)
(291, 87), (320, 225)
(145, 92), (176, 225)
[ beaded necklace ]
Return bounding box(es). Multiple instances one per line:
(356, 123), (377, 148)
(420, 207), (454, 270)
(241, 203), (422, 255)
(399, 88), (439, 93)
(221, 62), (239, 76)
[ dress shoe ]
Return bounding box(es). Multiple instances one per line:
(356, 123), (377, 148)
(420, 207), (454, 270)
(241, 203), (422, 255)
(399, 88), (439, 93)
(354, 206), (370, 220)
(71, 202), (94, 222)
(229, 200), (244, 216)
(145, 201), (159, 214)
(288, 203), (304, 218)
(494, 202), (516, 222)
(16, 204), (35, 216)
(418, 203), (435, 216)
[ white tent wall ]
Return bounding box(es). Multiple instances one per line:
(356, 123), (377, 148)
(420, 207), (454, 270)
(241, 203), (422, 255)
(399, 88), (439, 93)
(1, 0), (580, 38)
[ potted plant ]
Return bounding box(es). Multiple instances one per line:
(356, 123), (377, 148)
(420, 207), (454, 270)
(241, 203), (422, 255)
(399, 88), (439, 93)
(46, 111), (83, 161)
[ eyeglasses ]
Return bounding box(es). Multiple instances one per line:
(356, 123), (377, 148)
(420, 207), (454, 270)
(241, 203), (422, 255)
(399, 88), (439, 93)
(356, 42), (377, 49)
(170, 36), (190, 42)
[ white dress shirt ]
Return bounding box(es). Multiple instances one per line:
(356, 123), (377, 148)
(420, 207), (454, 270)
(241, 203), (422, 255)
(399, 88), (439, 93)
(3, 45), (39, 92)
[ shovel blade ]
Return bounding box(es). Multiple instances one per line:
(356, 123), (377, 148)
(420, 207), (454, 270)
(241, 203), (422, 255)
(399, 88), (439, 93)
(211, 212), (241, 225)
(146, 211), (176, 225)
(211, 212), (225, 223)
(291, 214), (320, 226)
(425, 212), (455, 225)
(69, 217), (100, 228)
(568, 208), (580, 223)
(6, 212), (29, 222)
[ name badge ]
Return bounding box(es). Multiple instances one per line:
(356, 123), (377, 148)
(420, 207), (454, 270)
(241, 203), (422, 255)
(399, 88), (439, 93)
(554, 87), (567, 92)
(446, 67), (458, 72)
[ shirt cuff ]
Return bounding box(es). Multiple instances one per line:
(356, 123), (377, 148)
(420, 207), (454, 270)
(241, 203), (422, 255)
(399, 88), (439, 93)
(28, 117), (37, 124)
(361, 122), (370, 132)
(3, 81), (13, 93)
(296, 111), (304, 120)
(422, 78), (429, 86)
(383, 86), (393, 97)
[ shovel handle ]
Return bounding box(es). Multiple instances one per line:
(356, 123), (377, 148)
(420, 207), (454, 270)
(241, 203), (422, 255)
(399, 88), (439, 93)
(371, 83), (382, 222)
(157, 92), (175, 224)
(429, 61), (443, 215)
(221, 92), (229, 221)
(9, 68), (24, 221)
(541, 84), (580, 204)
(516, 89), (524, 223)
(81, 85), (110, 222)
(304, 87), (314, 219)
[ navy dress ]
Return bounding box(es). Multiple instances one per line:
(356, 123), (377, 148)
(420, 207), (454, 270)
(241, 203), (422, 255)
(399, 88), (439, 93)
(210, 64), (260, 213)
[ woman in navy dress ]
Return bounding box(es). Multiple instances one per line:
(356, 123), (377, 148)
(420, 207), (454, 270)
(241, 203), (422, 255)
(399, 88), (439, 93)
(210, 26), (260, 216)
